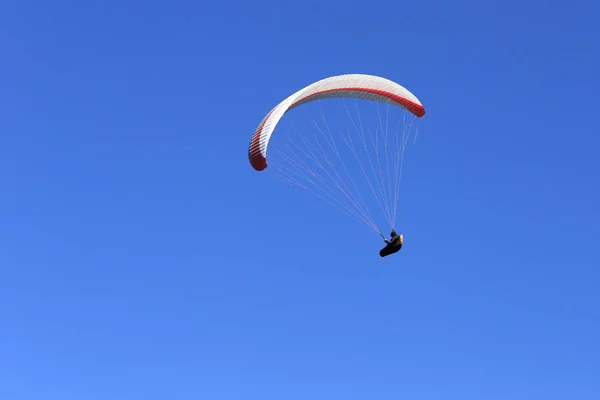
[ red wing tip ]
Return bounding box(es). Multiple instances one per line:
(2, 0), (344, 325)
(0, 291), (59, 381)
(414, 105), (426, 117)
(249, 154), (268, 171)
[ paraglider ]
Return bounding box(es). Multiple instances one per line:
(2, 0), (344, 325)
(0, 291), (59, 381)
(379, 230), (403, 257)
(248, 73), (426, 257)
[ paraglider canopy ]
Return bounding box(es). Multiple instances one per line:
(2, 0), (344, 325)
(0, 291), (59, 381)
(249, 74), (425, 171)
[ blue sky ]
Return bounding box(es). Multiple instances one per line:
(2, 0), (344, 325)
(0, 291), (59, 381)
(2, 0), (599, 399)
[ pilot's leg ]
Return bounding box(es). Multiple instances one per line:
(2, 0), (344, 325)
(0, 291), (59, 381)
(380, 245), (392, 257)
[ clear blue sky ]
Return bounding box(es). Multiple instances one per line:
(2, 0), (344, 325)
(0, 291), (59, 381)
(2, 1), (599, 399)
